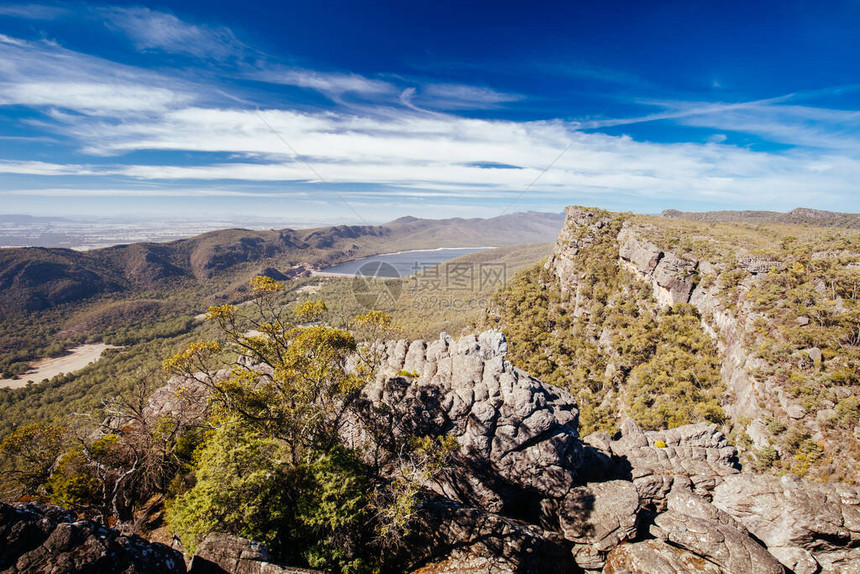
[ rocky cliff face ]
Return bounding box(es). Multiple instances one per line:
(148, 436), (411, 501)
(545, 205), (860, 482)
(355, 331), (583, 513)
(5, 326), (858, 572)
(612, 218), (766, 423)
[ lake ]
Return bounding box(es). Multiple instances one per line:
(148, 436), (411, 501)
(318, 247), (488, 278)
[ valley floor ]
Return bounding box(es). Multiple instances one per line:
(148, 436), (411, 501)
(0, 343), (117, 389)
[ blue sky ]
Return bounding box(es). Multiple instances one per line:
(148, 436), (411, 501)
(0, 0), (859, 222)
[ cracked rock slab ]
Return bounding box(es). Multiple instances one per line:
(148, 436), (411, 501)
(651, 510), (784, 574)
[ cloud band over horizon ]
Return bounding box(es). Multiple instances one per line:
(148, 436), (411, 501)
(0, 3), (859, 220)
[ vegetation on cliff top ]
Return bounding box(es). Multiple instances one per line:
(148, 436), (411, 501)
(485, 211), (724, 435)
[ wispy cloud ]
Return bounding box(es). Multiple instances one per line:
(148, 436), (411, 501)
(1, 4), (859, 214)
(10, 102), (859, 211)
(101, 6), (245, 60)
(250, 67), (395, 99)
(0, 160), (98, 175)
(673, 102), (860, 151)
(414, 83), (524, 110)
(0, 3), (67, 20)
(0, 35), (195, 114)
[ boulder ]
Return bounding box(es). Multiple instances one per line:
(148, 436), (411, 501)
(409, 499), (574, 574)
(412, 550), (517, 574)
(651, 253), (697, 305)
(650, 511), (784, 574)
(0, 502), (185, 574)
(618, 234), (663, 275)
(554, 481), (640, 570)
(189, 533), (319, 574)
(605, 419), (740, 509)
(617, 230), (697, 305)
(712, 473), (860, 573)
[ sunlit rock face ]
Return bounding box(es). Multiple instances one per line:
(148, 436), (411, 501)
(355, 330), (584, 515)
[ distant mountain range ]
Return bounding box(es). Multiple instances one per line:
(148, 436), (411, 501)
(0, 211), (564, 312)
(662, 207), (860, 228)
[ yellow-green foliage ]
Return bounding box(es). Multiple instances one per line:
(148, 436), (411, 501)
(167, 421), (292, 554)
(0, 422), (66, 497)
(626, 304), (724, 430)
(46, 448), (98, 508)
(168, 421), (377, 572)
(163, 280), (454, 571)
(293, 300), (327, 323)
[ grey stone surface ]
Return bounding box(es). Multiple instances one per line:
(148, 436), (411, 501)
(712, 473), (860, 574)
(189, 533), (319, 574)
(0, 502), (185, 574)
(410, 499), (573, 574)
(605, 419), (740, 509)
(555, 481), (639, 570)
(603, 539), (723, 574)
(617, 230), (698, 305)
(651, 510), (784, 574)
(354, 330), (584, 513)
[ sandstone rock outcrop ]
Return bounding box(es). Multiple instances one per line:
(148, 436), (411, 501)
(0, 502), (185, 573)
(617, 227), (697, 306)
(555, 480), (639, 570)
(409, 499), (572, 574)
(603, 539), (723, 574)
(585, 419), (740, 511)
(353, 330), (583, 515)
(650, 510), (785, 574)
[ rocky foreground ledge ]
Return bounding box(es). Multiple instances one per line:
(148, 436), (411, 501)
(0, 504), (320, 573)
(3, 331), (859, 573)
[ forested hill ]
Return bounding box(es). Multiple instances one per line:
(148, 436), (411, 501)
(0, 211), (564, 312)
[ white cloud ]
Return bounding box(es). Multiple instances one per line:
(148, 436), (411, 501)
(1, 82), (183, 114)
(0, 160), (97, 175)
(101, 7), (244, 60)
(0, 36), (194, 114)
(0, 3), (67, 20)
(0, 34), (28, 46)
(3, 186), (311, 198)
(415, 83), (524, 110)
(676, 102), (860, 151)
(19, 103), (860, 211)
(250, 67), (395, 100)
(1, 11), (859, 213)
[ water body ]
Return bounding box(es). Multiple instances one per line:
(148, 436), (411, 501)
(319, 247), (488, 278)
